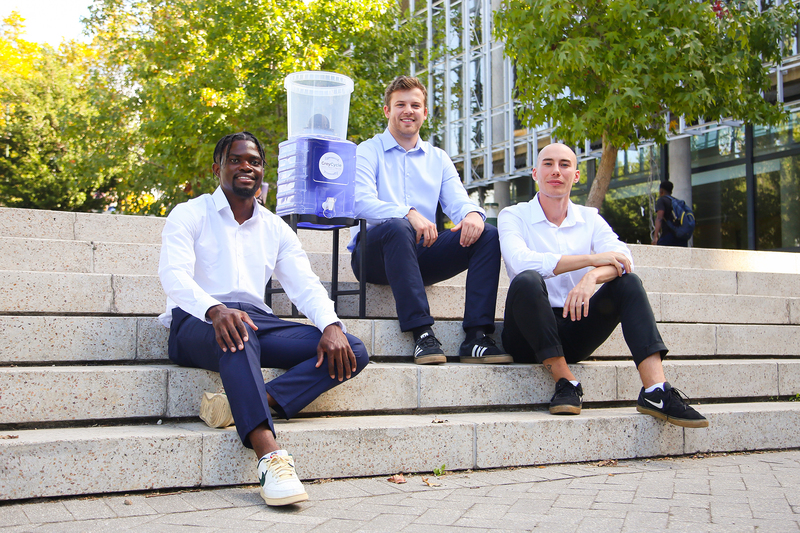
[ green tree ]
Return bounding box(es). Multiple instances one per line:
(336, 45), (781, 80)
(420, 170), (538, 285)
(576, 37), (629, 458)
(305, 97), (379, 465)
(0, 13), (127, 211)
(494, 0), (800, 208)
(86, 0), (421, 215)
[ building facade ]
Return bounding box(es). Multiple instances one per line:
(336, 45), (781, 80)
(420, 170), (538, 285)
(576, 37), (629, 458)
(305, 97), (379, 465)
(407, 0), (800, 252)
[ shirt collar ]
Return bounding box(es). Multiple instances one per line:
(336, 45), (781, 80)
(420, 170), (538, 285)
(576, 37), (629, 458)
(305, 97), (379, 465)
(530, 193), (585, 227)
(379, 129), (428, 154)
(211, 186), (262, 222)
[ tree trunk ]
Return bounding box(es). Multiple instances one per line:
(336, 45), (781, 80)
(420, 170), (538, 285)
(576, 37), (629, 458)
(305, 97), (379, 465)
(585, 135), (617, 209)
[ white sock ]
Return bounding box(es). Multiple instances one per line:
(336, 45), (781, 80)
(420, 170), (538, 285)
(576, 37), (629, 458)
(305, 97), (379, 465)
(645, 382), (665, 393)
(569, 380), (580, 387)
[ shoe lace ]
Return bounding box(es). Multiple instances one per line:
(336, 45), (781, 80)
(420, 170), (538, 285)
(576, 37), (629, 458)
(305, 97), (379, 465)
(474, 334), (498, 348)
(266, 455), (296, 481)
(417, 334), (441, 349)
(668, 386), (691, 406)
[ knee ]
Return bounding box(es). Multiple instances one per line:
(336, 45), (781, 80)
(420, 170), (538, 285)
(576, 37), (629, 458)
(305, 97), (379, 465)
(614, 272), (646, 297)
(378, 218), (415, 242)
(348, 335), (370, 375)
(510, 270), (546, 296)
(475, 223), (500, 251)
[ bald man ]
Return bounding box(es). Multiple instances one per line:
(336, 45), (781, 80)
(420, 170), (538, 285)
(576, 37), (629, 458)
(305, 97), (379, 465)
(498, 143), (707, 428)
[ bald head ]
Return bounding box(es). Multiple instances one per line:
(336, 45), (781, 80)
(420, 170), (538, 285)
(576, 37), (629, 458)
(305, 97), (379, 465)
(536, 143), (577, 169)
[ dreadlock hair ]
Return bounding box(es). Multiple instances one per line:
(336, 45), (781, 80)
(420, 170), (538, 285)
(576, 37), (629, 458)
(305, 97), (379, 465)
(213, 131), (266, 167)
(383, 76), (428, 107)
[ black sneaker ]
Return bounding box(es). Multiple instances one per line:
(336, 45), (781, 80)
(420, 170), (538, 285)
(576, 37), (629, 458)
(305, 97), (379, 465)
(413, 331), (446, 365)
(636, 382), (709, 428)
(459, 333), (512, 364)
(549, 378), (583, 415)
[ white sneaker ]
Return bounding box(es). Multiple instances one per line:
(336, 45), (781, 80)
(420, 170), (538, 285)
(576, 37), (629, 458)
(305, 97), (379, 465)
(258, 450), (308, 506)
(198, 391), (234, 428)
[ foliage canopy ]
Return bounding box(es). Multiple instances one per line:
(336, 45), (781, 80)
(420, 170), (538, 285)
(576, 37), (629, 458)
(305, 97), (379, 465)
(494, 0), (800, 207)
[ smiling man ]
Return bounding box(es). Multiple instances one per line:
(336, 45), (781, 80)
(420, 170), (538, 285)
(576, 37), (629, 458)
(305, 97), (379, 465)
(158, 132), (369, 506)
(348, 76), (509, 365)
(498, 143), (707, 428)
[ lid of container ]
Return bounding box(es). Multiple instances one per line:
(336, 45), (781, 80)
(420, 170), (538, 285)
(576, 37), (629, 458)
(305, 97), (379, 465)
(284, 71), (354, 96)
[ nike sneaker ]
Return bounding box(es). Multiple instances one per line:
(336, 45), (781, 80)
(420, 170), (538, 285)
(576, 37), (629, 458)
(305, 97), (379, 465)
(258, 450), (309, 506)
(549, 377), (583, 415)
(413, 331), (446, 365)
(458, 332), (512, 364)
(636, 382), (709, 428)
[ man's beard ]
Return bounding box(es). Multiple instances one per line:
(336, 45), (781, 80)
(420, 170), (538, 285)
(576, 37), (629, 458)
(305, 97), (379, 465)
(232, 181), (259, 199)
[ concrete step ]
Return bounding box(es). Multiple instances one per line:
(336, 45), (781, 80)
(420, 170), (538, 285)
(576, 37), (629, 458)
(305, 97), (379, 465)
(2, 270), (797, 324)
(3, 402), (800, 500)
(2, 359), (799, 425)
(2, 207), (798, 273)
(3, 315), (800, 364)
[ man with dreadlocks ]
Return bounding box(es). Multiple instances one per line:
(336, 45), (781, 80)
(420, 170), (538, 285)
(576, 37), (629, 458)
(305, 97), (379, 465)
(158, 132), (369, 506)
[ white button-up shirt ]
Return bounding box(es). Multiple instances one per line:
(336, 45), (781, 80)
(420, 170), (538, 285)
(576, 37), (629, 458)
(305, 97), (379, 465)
(348, 130), (484, 250)
(158, 187), (341, 331)
(498, 193), (633, 308)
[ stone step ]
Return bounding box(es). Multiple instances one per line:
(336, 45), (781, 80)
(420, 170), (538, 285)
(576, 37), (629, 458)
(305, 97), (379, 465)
(2, 401), (799, 500)
(1, 359), (798, 425)
(3, 314), (800, 364)
(2, 207), (799, 273)
(2, 270), (797, 324)
(5, 233), (800, 299)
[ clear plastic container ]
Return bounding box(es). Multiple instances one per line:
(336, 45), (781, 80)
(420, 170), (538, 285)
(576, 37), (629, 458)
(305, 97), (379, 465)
(284, 71), (354, 140)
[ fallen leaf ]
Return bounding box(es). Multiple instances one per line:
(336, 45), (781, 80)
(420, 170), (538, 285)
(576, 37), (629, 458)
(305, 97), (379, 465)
(421, 477), (441, 487)
(597, 459), (618, 467)
(0, 435), (18, 439)
(387, 473), (406, 484)
(431, 417), (448, 424)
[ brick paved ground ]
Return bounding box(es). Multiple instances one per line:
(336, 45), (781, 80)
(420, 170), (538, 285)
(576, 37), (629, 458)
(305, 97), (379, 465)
(2, 450), (799, 532)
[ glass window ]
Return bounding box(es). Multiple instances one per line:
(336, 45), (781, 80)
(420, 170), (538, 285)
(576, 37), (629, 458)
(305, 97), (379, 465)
(469, 55), (484, 114)
(755, 156), (800, 250)
(450, 120), (465, 155)
(431, 64), (445, 124)
(448, 0), (463, 53)
(492, 149), (505, 175)
(691, 126), (745, 167)
(471, 155), (484, 181)
(449, 62), (464, 121)
(468, 0), (482, 48)
(754, 111), (800, 157)
(471, 118), (485, 151)
(431, 2), (445, 56)
(692, 165), (748, 250)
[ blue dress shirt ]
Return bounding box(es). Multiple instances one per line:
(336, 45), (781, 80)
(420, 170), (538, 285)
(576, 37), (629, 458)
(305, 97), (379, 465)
(348, 130), (484, 251)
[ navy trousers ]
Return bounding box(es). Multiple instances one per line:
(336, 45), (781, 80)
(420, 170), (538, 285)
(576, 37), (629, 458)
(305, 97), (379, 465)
(351, 218), (501, 332)
(502, 270), (667, 367)
(168, 303), (369, 448)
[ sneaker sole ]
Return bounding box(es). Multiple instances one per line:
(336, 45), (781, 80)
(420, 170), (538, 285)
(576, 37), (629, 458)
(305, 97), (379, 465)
(459, 355), (513, 364)
(414, 354), (447, 365)
(199, 392), (235, 428)
(549, 404), (581, 415)
(260, 490), (309, 506)
(636, 405), (710, 428)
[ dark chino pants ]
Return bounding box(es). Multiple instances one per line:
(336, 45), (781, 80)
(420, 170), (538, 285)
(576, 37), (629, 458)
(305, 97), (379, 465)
(351, 218), (501, 332)
(502, 270), (667, 367)
(168, 303), (369, 449)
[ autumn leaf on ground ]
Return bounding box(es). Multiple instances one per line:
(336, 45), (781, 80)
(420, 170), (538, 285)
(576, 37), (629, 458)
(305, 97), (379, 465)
(387, 473), (406, 484)
(421, 476), (441, 487)
(597, 459), (618, 467)
(431, 417), (448, 424)
(0, 435), (19, 439)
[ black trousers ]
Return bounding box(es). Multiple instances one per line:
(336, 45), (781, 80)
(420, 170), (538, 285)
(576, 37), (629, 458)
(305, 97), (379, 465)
(351, 218), (501, 332)
(501, 270), (667, 368)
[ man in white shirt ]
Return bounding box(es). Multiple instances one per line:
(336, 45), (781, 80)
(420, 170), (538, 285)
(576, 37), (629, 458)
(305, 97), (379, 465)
(498, 143), (707, 428)
(159, 132), (369, 506)
(349, 76), (510, 365)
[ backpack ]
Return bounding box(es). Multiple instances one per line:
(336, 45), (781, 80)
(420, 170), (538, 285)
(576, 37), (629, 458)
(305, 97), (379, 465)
(665, 195), (696, 240)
